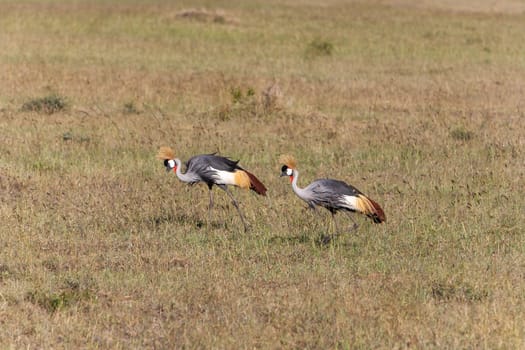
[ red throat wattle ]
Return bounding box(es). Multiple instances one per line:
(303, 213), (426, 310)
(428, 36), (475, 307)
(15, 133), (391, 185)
(173, 166), (177, 173)
(289, 175), (294, 183)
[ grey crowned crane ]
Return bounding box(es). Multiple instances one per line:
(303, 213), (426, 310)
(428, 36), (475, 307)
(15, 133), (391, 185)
(158, 147), (267, 232)
(279, 155), (385, 237)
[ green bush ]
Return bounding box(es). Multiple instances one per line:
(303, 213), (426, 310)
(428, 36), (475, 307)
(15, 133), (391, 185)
(21, 94), (68, 114)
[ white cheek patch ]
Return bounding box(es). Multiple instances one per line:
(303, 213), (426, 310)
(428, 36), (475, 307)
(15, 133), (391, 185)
(168, 159), (175, 168)
(286, 168), (293, 176)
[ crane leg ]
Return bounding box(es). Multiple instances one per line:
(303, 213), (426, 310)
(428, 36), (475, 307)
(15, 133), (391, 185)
(321, 211), (339, 244)
(308, 204), (322, 230)
(331, 212), (343, 240)
(331, 211), (340, 234)
(221, 186), (248, 232)
(208, 188), (214, 224)
(322, 211), (358, 244)
(343, 211), (359, 232)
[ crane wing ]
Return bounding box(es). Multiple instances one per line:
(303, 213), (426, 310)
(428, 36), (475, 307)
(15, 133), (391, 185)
(181, 154), (212, 184)
(308, 179), (362, 197)
(309, 179), (385, 223)
(184, 154), (266, 195)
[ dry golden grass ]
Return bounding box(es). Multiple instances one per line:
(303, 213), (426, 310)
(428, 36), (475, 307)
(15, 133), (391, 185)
(1, 0), (525, 348)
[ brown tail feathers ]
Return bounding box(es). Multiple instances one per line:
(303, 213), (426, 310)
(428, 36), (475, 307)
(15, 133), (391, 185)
(356, 194), (386, 223)
(245, 170), (267, 196)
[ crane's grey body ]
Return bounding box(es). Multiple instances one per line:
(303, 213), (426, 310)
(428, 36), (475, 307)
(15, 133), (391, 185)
(299, 178), (362, 212)
(290, 169), (361, 213)
(171, 154), (249, 231)
(283, 167), (362, 238)
(177, 154), (243, 188)
(280, 159), (385, 242)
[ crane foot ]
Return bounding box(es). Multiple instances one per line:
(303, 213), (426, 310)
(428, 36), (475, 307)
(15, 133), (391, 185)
(320, 234), (333, 245)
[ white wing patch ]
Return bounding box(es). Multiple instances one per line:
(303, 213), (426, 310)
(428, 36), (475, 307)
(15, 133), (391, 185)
(210, 167), (237, 186)
(342, 195), (358, 210)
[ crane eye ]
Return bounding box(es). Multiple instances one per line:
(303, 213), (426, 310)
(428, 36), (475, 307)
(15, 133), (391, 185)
(164, 159), (175, 169)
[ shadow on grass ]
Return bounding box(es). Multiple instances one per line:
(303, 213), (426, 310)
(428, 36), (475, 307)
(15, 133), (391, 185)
(268, 231), (342, 248)
(268, 232), (312, 245)
(148, 212), (229, 230)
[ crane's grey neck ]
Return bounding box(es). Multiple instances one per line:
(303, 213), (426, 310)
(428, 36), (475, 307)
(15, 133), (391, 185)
(174, 158), (194, 183)
(291, 169), (310, 202)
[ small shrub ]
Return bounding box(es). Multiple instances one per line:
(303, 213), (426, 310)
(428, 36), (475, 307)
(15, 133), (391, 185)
(262, 83), (282, 112)
(230, 86), (257, 104)
(222, 86), (262, 120)
(123, 101), (140, 115)
(305, 39), (334, 57)
(431, 281), (488, 303)
(0, 264), (13, 281)
(213, 14), (226, 24)
(174, 8), (238, 25)
(217, 104), (232, 121)
(217, 85), (282, 121)
(62, 131), (73, 141)
(450, 127), (474, 141)
(26, 290), (73, 313)
(21, 94), (68, 114)
(42, 258), (59, 272)
(230, 87), (244, 104)
(31, 160), (57, 172)
(25, 278), (95, 313)
(62, 131), (91, 144)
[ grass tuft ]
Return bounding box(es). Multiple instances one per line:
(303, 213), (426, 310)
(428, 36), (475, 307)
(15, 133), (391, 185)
(305, 38), (334, 57)
(450, 127), (474, 141)
(216, 86), (277, 120)
(175, 8), (238, 25)
(25, 277), (95, 313)
(21, 94), (68, 114)
(62, 131), (91, 143)
(123, 101), (140, 115)
(431, 281), (489, 303)
(0, 264), (14, 281)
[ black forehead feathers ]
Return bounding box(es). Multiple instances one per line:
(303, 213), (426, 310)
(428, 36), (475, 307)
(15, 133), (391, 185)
(281, 165), (288, 172)
(164, 159), (171, 167)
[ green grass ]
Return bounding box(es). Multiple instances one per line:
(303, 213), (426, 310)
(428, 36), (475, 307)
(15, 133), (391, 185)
(1, 0), (525, 348)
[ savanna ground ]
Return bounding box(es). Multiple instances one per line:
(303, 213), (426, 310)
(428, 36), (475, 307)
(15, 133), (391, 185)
(1, 0), (524, 348)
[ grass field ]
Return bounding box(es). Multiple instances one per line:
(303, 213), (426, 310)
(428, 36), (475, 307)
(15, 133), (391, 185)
(1, 0), (525, 348)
